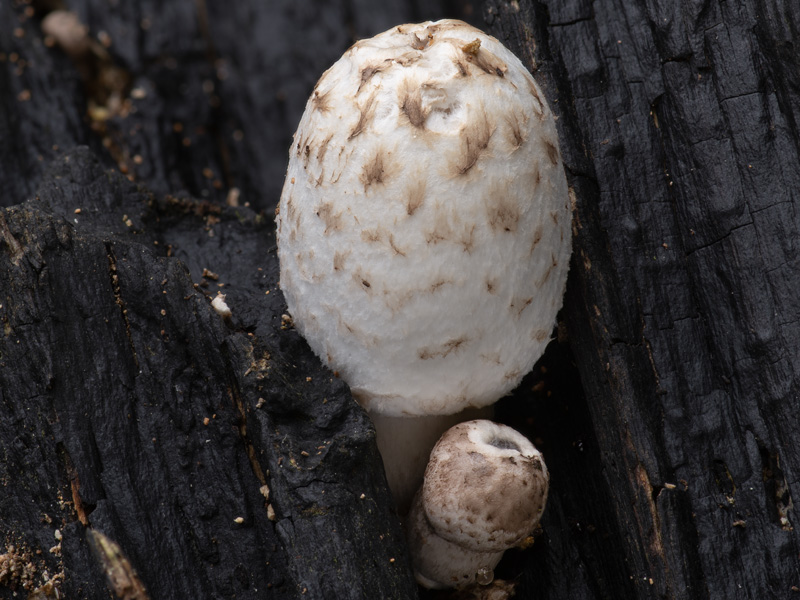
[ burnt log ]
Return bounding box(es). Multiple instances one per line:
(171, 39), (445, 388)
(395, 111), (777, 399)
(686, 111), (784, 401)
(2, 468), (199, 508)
(0, 1), (480, 599)
(2, 0), (800, 599)
(483, 0), (800, 599)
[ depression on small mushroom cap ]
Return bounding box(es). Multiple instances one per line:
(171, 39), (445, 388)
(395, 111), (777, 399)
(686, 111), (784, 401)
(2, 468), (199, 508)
(277, 20), (571, 417)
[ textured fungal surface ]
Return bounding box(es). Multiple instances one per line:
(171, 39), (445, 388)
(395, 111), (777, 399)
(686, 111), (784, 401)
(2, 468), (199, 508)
(406, 490), (504, 589)
(406, 420), (549, 588)
(421, 420), (549, 551)
(277, 20), (571, 417)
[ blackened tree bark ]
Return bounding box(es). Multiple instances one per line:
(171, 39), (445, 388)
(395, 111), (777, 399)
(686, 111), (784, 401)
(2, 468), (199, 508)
(2, 0), (799, 599)
(483, 1), (800, 599)
(0, 2), (476, 599)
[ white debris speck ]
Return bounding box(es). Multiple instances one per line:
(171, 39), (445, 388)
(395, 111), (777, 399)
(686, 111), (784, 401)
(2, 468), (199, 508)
(211, 293), (232, 318)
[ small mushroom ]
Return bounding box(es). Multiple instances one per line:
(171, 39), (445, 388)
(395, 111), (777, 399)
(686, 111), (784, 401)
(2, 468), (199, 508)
(406, 420), (549, 589)
(276, 19), (570, 512)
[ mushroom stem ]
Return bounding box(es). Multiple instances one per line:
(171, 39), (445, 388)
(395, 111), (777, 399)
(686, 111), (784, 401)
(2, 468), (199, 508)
(370, 407), (492, 515)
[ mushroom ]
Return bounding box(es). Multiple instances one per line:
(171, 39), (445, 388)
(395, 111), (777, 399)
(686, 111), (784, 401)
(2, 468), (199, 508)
(406, 420), (549, 589)
(276, 20), (570, 511)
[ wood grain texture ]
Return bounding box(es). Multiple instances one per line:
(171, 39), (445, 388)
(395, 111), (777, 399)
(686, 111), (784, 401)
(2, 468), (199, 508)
(0, 2), (480, 599)
(484, 0), (800, 598)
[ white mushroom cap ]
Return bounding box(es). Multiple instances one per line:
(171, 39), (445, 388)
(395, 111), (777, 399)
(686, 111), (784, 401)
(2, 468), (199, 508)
(406, 420), (549, 588)
(422, 420), (548, 551)
(277, 20), (571, 418)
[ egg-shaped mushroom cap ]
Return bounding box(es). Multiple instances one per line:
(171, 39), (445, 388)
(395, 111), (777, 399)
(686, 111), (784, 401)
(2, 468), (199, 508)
(276, 19), (571, 417)
(421, 420), (548, 553)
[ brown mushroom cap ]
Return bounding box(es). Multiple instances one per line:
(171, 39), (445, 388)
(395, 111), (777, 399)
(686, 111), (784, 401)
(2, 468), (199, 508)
(421, 420), (549, 553)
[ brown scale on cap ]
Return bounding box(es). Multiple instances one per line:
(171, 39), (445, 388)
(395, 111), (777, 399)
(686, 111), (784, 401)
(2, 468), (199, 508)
(453, 110), (494, 176)
(315, 202), (343, 234)
(537, 252), (560, 287)
(529, 223), (544, 256)
(358, 64), (384, 93)
(509, 296), (534, 318)
(311, 89), (332, 113)
(332, 249), (350, 271)
(392, 51), (425, 67)
(506, 110), (527, 149)
(360, 227), (384, 243)
(349, 91), (379, 140)
(461, 40), (508, 78)
(284, 192), (296, 223)
(486, 191), (521, 233)
(405, 181), (426, 216)
(411, 32), (431, 50)
(418, 336), (470, 360)
(401, 82), (427, 129)
(360, 227), (407, 257)
(315, 134), (333, 164)
(424, 208), (454, 245)
(457, 224), (476, 253)
(388, 234), (406, 256)
(480, 351), (502, 365)
(427, 278), (451, 294)
(543, 138), (560, 166)
(532, 328), (550, 343)
(359, 148), (393, 191)
(526, 77), (546, 117)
